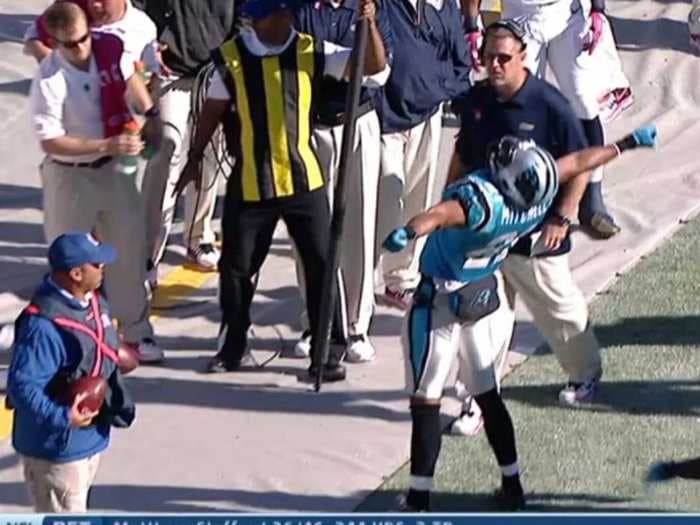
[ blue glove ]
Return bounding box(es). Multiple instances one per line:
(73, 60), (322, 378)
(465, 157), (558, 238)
(632, 123), (658, 148)
(383, 227), (411, 252)
(644, 461), (675, 484)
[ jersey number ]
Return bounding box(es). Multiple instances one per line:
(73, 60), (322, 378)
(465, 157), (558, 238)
(462, 232), (518, 270)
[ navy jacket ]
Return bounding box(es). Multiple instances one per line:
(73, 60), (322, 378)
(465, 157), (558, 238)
(294, 0), (394, 125)
(8, 277), (135, 462)
(456, 74), (589, 256)
(378, 0), (470, 133)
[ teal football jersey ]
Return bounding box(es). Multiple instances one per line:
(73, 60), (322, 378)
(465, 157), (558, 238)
(420, 170), (553, 284)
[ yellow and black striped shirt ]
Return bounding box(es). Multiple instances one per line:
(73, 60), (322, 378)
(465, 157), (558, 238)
(213, 32), (326, 202)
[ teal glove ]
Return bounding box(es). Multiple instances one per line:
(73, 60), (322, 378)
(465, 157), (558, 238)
(384, 227), (411, 252)
(631, 123), (658, 148)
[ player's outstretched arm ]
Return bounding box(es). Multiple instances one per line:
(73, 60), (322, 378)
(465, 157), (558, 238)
(383, 201), (467, 252)
(557, 124), (658, 184)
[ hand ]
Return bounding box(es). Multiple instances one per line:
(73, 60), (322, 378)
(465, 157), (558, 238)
(69, 392), (99, 428)
(155, 42), (173, 77)
(383, 227), (410, 252)
(142, 114), (163, 153)
(172, 157), (202, 198)
(631, 123), (658, 148)
(583, 11), (604, 55)
(465, 30), (482, 71)
(540, 217), (569, 251)
(105, 133), (143, 156)
(358, 0), (377, 22)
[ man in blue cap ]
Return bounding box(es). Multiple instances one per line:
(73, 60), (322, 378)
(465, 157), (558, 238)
(7, 232), (135, 512)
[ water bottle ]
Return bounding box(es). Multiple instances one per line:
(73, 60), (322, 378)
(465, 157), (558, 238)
(116, 120), (141, 176)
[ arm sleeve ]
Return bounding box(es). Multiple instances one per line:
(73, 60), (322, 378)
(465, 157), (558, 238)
(323, 40), (352, 80)
(444, 0), (471, 99)
(29, 70), (67, 141)
(7, 317), (71, 433)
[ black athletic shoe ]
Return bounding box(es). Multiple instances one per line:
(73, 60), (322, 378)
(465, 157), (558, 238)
(396, 490), (430, 512)
(307, 362), (347, 382)
(493, 487), (526, 511)
(205, 356), (240, 374)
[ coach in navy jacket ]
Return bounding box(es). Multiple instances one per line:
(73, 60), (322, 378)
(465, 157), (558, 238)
(376, 0), (470, 309)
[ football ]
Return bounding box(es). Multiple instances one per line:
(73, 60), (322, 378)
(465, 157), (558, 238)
(117, 342), (139, 375)
(67, 376), (107, 413)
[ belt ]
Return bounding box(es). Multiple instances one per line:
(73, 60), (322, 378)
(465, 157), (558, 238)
(316, 100), (375, 128)
(52, 156), (113, 169)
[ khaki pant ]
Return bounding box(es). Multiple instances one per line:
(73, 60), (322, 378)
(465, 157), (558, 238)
(296, 110), (381, 337)
(376, 109), (443, 292)
(501, 252), (602, 384)
(22, 453), (101, 512)
(41, 158), (153, 343)
(142, 77), (221, 264)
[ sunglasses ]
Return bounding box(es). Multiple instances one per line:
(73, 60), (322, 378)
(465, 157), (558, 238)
(482, 52), (518, 66)
(54, 32), (90, 49)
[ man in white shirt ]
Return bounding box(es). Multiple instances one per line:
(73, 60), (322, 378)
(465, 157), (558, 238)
(29, 2), (165, 362)
(24, 0), (160, 75)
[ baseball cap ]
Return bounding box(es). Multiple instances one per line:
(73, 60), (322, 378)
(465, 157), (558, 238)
(484, 19), (527, 49)
(241, 0), (298, 20)
(48, 232), (117, 271)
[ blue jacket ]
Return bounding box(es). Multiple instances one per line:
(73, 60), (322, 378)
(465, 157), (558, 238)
(294, 0), (394, 125)
(8, 277), (133, 462)
(378, 0), (470, 133)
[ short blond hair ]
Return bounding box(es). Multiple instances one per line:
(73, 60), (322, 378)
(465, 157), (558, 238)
(43, 2), (87, 36)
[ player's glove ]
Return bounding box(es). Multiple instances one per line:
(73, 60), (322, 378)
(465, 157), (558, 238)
(583, 11), (605, 55)
(383, 226), (416, 252)
(615, 123), (658, 153)
(464, 16), (482, 70)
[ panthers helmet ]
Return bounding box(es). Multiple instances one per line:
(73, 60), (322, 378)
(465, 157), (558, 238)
(488, 135), (559, 210)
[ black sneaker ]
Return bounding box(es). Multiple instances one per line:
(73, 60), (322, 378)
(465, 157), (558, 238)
(396, 490), (430, 512)
(206, 356), (240, 374)
(307, 362), (347, 382)
(494, 487), (526, 511)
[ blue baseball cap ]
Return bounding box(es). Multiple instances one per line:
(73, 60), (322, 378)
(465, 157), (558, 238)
(48, 232), (117, 271)
(241, 0), (298, 20)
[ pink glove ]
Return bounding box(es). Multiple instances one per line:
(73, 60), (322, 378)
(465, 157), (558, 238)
(584, 11), (604, 55)
(465, 30), (482, 70)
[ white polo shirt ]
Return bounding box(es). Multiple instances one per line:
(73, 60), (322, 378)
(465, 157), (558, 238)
(25, 0), (160, 73)
(30, 49), (135, 163)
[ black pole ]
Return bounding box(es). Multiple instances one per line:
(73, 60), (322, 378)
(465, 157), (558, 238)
(310, 19), (370, 392)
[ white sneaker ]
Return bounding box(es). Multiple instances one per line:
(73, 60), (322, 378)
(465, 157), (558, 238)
(0, 324), (14, 351)
(137, 338), (165, 363)
(558, 370), (602, 406)
(293, 330), (311, 358)
(344, 335), (376, 363)
(188, 243), (220, 271)
(451, 397), (483, 436)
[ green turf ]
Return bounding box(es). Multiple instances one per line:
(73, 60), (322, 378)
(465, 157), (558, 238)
(359, 217), (700, 512)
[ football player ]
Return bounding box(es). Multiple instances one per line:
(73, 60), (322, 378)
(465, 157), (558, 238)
(383, 124), (658, 511)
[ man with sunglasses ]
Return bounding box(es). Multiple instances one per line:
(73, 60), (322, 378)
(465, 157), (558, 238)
(29, 2), (165, 364)
(24, 0), (160, 77)
(463, 0), (625, 239)
(7, 232), (135, 512)
(446, 20), (608, 436)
